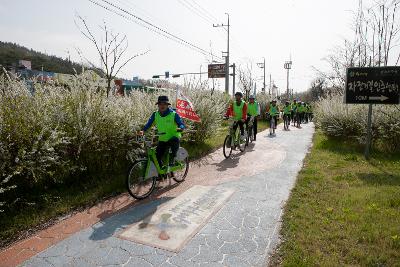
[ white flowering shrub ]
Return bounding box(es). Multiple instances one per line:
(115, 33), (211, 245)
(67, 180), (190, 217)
(314, 93), (400, 151)
(180, 81), (229, 142)
(0, 74), (228, 210)
(256, 93), (272, 118)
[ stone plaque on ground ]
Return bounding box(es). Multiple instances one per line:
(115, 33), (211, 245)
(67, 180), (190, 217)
(118, 185), (235, 252)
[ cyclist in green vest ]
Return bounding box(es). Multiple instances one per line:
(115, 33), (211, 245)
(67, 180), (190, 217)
(246, 95), (259, 141)
(225, 92), (248, 140)
(291, 99), (297, 125)
(307, 103), (314, 122)
(298, 102), (305, 125)
(267, 100), (279, 135)
(283, 101), (291, 130)
(140, 96), (185, 166)
(304, 103), (310, 123)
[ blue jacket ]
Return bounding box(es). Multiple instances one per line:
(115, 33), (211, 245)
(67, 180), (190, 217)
(143, 108), (185, 131)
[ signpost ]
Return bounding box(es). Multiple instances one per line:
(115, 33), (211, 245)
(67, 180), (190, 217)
(345, 66), (400, 159)
(345, 67), (400, 104)
(208, 64), (226, 79)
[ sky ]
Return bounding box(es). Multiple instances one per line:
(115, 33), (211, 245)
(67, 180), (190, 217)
(0, 0), (361, 93)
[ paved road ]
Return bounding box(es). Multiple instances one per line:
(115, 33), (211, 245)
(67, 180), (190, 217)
(20, 123), (314, 267)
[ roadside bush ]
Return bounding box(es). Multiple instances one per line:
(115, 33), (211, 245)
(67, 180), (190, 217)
(314, 93), (400, 151)
(180, 81), (229, 142)
(256, 93), (271, 118)
(0, 74), (228, 212)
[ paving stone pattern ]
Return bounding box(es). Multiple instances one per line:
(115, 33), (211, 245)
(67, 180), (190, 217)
(20, 124), (314, 267)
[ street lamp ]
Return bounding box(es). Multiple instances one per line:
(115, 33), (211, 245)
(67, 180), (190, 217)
(257, 57), (266, 94)
(284, 61), (293, 99)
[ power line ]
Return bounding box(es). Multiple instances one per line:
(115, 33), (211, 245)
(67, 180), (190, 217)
(115, 0), (176, 31)
(100, 0), (218, 58)
(189, 0), (219, 22)
(89, 0), (223, 60)
(177, 0), (215, 25)
(87, 0), (215, 59)
(114, 0), (198, 49)
(175, 0), (245, 57)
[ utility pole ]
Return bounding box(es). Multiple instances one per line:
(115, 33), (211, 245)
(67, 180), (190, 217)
(230, 63), (236, 95)
(263, 58), (266, 94)
(213, 13), (230, 94)
(269, 74), (272, 96)
(284, 60), (292, 99)
(257, 58), (266, 93)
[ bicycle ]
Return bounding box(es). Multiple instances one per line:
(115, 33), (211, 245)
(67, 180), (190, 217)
(246, 116), (255, 146)
(126, 131), (189, 200)
(223, 118), (246, 159)
(283, 113), (290, 131)
(293, 112), (300, 128)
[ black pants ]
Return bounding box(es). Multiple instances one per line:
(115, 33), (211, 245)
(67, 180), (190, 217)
(246, 116), (258, 140)
(299, 113), (304, 124)
(233, 120), (245, 135)
(156, 137), (180, 166)
(283, 114), (291, 125)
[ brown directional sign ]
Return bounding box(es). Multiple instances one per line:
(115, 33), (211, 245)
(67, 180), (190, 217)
(208, 64), (226, 78)
(345, 67), (400, 104)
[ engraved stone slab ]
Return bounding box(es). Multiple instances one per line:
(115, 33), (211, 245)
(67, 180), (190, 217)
(118, 185), (235, 252)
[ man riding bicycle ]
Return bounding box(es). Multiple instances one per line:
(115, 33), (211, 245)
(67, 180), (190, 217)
(267, 100), (279, 135)
(247, 95), (259, 141)
(283, 101), (291, 130)
(140, 95), (185, 167)
(225, 92), (247, 140)
(291, 99), (297, 125)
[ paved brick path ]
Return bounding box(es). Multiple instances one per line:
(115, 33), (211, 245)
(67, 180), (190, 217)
(2, 123), (314, 267)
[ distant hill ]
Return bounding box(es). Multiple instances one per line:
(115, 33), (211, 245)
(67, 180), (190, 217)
(0, 41), (102, 75)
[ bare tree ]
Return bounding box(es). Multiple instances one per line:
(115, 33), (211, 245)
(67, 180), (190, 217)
(75, 15), (149, 97)
(315, 0), (400, 92)
(237, 61), (255, 99)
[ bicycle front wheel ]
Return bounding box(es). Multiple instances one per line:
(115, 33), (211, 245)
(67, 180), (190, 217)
(126, 159), (156, 200)
(223, 135), (233, 159)
(249, 128), (254, 143)
(238, 133), (246, 152)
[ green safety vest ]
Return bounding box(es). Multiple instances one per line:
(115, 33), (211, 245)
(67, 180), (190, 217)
(269, 105), (279, 116)
(233, 100), (245, 121)
(283, 105), (291, 115)
(155, 111), (181, 142)
(247, 101), (258, 116)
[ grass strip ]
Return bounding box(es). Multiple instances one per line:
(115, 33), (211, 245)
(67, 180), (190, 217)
(270, 131), (400, 267)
